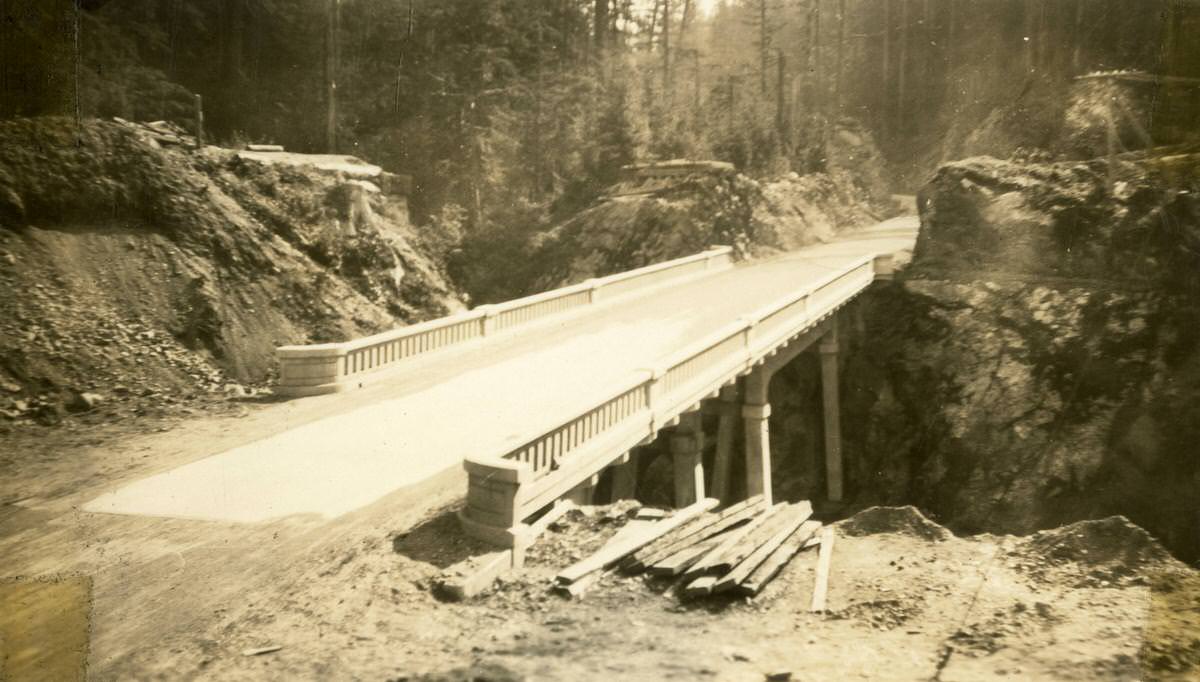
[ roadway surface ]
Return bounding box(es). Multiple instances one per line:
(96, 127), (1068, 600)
(82, 217), (919, 524)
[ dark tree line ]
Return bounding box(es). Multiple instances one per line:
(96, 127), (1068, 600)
(3, 0), (1198, 298)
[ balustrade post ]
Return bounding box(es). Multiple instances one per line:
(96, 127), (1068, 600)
(739, 316), (757, 361)
(585, 278), (601, 304)
(819, 319), (844, 502)
(643, 368), (664, 432)
(478, 305), (498, 336)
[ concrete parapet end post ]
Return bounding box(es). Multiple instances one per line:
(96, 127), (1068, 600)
(461, 456), (534, 560)
(873, 254), (896, 280)
(584, 278), (601, 303)
(275, 344), (350, 396)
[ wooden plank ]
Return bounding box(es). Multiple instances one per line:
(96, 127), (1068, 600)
(555, 570), (602, 598)
(435, 549), (513, 601)
(624, 494), (765, 572)
(713, 502), (814, 593)
(526, 500), (574, 544)
(682, 504), (781, 581)
(552, 521), (647, 599)
(683, 575), (718, 598)
(648, 536), (724, 576)
(555, 497), (719, 585)
(710, 502), (809, 575)
(737, 520), (823, 597)
(809, 527), (836, 612)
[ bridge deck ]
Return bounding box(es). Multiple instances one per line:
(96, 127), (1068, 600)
(83, 218), (917, 524)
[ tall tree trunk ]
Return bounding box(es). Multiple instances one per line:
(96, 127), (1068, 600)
(776, 48), (787, 142)
(662, 0), (672, 96)
(812, 0), (822, 112)
(594, 0), (608, 51)
(759, 0), (769, 94)
(325, 0), (339, 153)
(882, 0), (892, 139)
(534, 18), (544, 199)
(1023, 0), (1036, 73)
(1072, 0), (1084, 73)
(947, 0), (957, 66)
(835, 0), (845, 111)
(897, 0), (907, 137)
(648, 0), (661, 47)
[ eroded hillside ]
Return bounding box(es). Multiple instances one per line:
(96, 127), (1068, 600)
(0, 117), (462, 425)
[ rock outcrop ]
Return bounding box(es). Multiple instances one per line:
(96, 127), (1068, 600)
(837, 151), (1200, 562)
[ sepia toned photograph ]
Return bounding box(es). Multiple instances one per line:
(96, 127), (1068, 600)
(0, 0), (1198, 679)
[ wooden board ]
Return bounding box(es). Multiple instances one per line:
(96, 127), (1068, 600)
(648, 536), (724, 576)
(552, 522), (646, 599)
(809, 527), (836, 612)
(713, 502), (814, 593)
(555, 497), (719, 585)
(435, 549), (514, 601)
(683, 575), (718, 598)
(625, 494), (764, 572)
(710, 502), (811, 574)
(736, 520), (823, 597)
(681, 504), (781, 581)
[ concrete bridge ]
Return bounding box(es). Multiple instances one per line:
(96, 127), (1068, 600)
(83, 218), (914, 563)
(272, 217), (917, 565)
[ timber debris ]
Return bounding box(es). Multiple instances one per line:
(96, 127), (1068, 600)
(555, 498), (827, 602)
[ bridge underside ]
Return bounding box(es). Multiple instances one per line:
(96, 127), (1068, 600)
(461, 311), (849, 566)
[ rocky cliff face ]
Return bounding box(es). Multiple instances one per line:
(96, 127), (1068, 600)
(0, 117), (462, 423)
(832, 151), (1200, 562)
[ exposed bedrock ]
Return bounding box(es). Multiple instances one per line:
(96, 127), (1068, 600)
(818, 153), (1200, 562)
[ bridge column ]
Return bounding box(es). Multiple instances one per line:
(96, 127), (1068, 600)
(742, 369), (773, 506)
(671, 412), (705, 507)
(819, 322), (844, 502)
(710, 384), (740, 504)
(610, 450), (638, 501)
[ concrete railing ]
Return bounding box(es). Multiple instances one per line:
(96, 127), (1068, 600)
(460, 253), (887, 547)
(276, 246), (734, 396)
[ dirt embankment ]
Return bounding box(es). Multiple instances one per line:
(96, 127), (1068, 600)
(831, 150), (1200, 563)
(0, 117), (462, 428)
(114, 503), (1197, 680)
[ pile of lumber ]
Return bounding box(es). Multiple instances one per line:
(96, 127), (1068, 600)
(554, 495), (831, 601)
